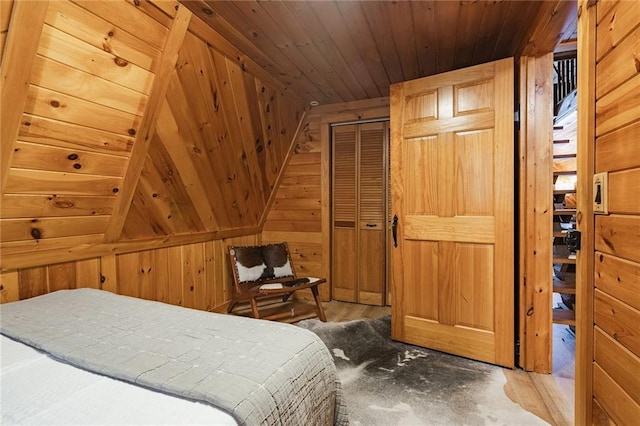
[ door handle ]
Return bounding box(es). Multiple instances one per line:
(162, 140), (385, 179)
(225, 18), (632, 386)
(392, 215), (398, 247)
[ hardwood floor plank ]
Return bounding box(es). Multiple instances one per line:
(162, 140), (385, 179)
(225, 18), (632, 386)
(503, 369), (555, 425)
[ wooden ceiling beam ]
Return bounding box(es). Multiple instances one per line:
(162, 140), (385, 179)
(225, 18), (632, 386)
(0, 226), (262, 272)
(104, 4), (191, 242)
(0, 1), (49, 194)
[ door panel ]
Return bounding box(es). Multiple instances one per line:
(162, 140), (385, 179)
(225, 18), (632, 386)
(333, 228), (357, 301)
(358, 229), (384, 305)
(391, 58), (514, 367)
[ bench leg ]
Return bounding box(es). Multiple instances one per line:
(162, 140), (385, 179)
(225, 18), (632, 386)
(249, 298), (261, 319)
(227, 300), (237, 314)
(310, 286), (327, 322)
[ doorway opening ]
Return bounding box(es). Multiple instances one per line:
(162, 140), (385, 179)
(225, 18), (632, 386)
(551, 50), (578, 412)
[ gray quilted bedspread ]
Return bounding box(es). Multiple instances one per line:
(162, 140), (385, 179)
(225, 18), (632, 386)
(0, 289), (348, 426)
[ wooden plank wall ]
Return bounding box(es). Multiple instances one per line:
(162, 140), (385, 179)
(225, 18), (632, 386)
(0, 1), (304, 278)
(262, 98), (390, 300)
(0, 233), (259, 311)
(589, 1), (640, 424)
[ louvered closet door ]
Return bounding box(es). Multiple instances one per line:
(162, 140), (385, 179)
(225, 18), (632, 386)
(358, 122), (385, 305)
(332, 122), (388, 305)
(332, 124), (358, 302)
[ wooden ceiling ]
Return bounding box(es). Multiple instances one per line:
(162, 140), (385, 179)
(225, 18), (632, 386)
(181, 0), (578, 106)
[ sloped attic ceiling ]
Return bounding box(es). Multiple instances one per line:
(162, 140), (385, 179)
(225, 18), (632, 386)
(1, 0), (304, 263)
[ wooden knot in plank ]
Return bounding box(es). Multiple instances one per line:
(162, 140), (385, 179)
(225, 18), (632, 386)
(54, 200), (74, 209)
(114, 57), (129, 67)
(30, 228), (42, 240)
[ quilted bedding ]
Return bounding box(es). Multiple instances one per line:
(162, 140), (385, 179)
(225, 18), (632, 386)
(0, 289), (348, 426)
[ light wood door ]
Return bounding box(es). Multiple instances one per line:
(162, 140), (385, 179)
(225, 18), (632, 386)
(332, 121), (388, 306)
(390, 58), (514, 367)
(332, 124), (358, 302)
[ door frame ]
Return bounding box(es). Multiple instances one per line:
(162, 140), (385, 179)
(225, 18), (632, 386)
(517, 54), (554, 373)
(575, 0), (596, 423)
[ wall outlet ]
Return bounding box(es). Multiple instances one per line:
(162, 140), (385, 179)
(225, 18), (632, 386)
(593, 172), (608, 214)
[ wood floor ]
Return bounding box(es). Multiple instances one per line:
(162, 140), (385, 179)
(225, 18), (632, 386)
(320, 300), (575, 426)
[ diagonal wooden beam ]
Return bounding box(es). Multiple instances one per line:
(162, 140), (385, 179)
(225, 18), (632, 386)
(104, 4), (191, 242)
(1, 1), (49, 194)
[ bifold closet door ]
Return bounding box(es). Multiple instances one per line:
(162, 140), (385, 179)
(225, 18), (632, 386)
(357, 122), (385, 305)
(332, 122), (387, 305)
(332, 124), (358, 302)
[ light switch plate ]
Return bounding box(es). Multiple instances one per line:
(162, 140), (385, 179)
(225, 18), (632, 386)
(593, 172), (608, 214)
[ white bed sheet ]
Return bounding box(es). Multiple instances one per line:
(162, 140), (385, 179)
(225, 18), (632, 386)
(0, 335), (237, 425)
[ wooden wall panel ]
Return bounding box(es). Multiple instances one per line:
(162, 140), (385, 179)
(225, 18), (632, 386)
(595, 252), (640, 312)
(0, 271), (19, 303)
(595, 289), (640, 358)
(593, 363), (640, 425)
(18, 266), (48, 300)
(595, 120), (640, 173)
(595, 215), (640, 263)
(594, 327), (640, 403)
(587, 5), (640, 423)
(1, 234), (260, 312)
(1, 2), (303, 271)
(1, 0), (164, 257)
(48, 262), (76, 292)
(120, 15), (305, 240)
(44, 1), (162, 72)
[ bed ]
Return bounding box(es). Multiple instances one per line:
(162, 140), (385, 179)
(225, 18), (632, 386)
(0, 289), (348, 425)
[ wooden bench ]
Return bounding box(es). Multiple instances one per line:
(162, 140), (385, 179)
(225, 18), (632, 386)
(227, 242), (327, 322)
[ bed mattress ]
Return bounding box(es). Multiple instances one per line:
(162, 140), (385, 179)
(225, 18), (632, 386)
(1, 334), (236, 425)
(0, 289), (348, 425)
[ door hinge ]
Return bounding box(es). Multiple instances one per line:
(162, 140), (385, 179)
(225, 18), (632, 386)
(565, 230), (581, 251)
